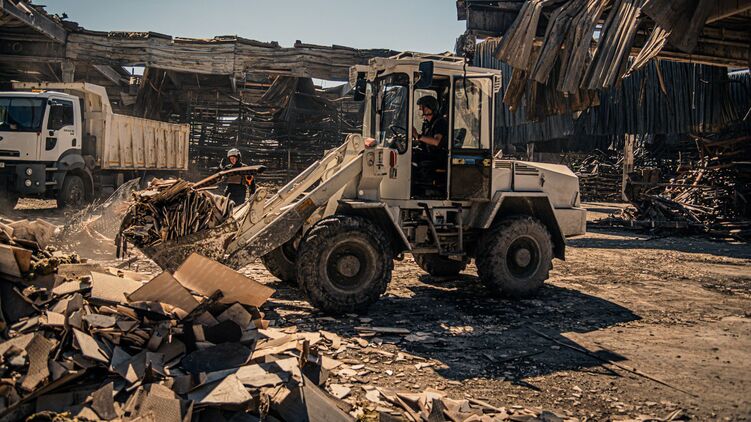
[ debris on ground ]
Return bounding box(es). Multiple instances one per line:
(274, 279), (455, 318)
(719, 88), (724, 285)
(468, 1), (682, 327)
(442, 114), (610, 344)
(573, 150), (623, 202)
(0, 217), (79, 280)
(0, 238), (580, 421)
(595, 134), (751, 240)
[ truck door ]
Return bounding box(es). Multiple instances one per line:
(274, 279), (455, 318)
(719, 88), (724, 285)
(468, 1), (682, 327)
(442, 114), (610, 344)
(40, 98), (78, 162)
(0, 96), (45, 161)
(449, 77), (493, 201)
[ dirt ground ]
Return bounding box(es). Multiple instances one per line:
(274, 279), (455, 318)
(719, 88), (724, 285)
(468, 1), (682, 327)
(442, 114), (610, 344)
(5, 199), (751, 421)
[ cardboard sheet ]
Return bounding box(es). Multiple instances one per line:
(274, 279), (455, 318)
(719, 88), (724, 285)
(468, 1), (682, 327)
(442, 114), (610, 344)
(127, 271), (199, 315)
(90, 272), (143, 304)
(173, 253), (274, 307)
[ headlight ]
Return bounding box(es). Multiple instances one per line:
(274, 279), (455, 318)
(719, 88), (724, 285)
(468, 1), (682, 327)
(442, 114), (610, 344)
(24, 179), (32, 187)
(25, 167), (32, 176)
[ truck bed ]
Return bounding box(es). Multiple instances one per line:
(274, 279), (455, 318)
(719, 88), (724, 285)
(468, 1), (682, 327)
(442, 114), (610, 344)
(100, 113), (189, 171)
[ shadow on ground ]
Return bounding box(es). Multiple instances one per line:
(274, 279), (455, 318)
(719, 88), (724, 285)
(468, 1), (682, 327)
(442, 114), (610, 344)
(265, 272), (640, 384)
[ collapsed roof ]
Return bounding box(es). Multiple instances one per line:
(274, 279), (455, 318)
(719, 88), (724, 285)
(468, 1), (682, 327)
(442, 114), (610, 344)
(456, 0), (750, 114)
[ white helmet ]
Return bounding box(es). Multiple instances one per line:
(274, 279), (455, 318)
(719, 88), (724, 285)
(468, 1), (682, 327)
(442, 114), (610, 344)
(227, 148), (241, 158)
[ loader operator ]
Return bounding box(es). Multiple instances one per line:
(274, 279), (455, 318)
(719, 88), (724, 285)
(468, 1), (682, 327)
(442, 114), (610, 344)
(221, 148), (257, 206)
(412, 95), (449, 195)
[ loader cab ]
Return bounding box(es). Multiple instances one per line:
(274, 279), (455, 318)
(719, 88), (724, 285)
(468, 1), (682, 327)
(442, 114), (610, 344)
(357, 57), (499, 202)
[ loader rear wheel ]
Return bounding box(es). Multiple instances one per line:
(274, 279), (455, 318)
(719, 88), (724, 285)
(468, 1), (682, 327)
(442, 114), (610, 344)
(476, 216), (553, 298)
(413, 253), (468, 277)
(297, 215), (393, 314)
(261, 240), (298, 285)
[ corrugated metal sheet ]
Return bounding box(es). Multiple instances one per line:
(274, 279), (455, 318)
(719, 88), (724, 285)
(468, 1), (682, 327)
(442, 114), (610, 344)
(474, 39), (750, 148)
(474, 39), (575, 148)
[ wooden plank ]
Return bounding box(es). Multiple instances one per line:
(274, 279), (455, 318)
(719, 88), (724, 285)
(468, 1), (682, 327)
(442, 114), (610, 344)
(89, 272), (142, 304)
(92, 64), (124, 85)
(0, 0), (67, 43)
(0, 243), (24, 278)
(706, 0), (751, 23)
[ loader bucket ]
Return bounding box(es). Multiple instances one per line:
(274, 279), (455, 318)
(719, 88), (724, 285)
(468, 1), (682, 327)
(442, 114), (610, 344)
(138, 225), (236, 273)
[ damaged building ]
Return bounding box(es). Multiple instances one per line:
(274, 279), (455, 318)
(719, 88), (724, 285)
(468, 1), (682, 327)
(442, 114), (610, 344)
(456, 0), (751, 238)
(0, 0), (396, 181)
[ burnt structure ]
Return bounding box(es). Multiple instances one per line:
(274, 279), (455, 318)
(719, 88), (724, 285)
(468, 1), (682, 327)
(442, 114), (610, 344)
(0, 1), (396, 180)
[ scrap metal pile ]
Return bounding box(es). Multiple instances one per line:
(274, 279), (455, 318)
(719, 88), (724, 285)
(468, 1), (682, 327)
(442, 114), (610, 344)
(117, 179), (232, 248)
(598, 134), (751, 240)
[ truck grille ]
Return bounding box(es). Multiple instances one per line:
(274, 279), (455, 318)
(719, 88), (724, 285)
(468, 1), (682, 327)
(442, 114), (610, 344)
(493, 160), (512, 169)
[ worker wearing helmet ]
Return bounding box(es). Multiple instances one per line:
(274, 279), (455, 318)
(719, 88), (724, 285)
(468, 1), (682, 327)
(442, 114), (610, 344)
(412, 95), (448, 155)
(221, 148), (256, 206)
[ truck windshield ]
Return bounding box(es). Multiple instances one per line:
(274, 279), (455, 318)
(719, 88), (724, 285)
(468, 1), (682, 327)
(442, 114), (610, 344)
(0, 97), (46, 132)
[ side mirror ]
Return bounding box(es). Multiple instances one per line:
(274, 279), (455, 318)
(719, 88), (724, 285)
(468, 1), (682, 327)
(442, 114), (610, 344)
(353, 74), (367, 101)
(415, 61), (434, 89)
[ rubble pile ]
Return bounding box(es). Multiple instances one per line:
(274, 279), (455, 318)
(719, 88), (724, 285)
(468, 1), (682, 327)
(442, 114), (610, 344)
(0, 231), (570, 421)
(0, 218), (80, 281)
(117, 178), (232, 248)
(0, 250), (361, 421)
(572, 151), (623, 202)
(598, 134), (751, 240)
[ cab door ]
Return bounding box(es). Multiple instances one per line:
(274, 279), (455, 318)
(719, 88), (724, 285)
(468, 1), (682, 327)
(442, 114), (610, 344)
(40, 97), (78, 162)
(449, 77), (493, 201)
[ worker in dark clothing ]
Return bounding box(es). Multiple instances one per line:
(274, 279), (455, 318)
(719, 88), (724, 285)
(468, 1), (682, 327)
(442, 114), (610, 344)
(221, 148), (256, 207)
(412, 95), (449, 159)
(412, 96), (449, 197)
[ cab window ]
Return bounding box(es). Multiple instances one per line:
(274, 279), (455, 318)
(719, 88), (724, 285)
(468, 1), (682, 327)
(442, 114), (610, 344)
(452, 78), (491, 150)
(374, 73), (409, 151)
(47, 99), (74, 131)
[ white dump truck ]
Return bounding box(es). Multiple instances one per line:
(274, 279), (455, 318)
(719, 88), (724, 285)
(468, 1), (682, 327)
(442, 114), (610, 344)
(0, 82), (189, 208)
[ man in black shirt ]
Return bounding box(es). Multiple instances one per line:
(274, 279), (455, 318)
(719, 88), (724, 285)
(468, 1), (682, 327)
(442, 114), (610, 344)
(413, 96), (448, 160)
(412, 95), (449, 197)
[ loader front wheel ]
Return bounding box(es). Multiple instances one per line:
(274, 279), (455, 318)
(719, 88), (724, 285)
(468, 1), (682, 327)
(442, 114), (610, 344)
(413, 253), (468, 277)
(476, 216), (553, 298)
(261, 240), (298, 285)
(297, 215), (393, 314)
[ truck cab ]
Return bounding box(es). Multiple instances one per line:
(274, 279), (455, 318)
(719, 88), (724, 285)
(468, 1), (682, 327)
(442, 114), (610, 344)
(0, 82), (189, 209)
(0, 90), (86, 208)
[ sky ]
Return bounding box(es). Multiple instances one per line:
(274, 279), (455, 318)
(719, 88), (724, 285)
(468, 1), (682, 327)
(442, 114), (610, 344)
(42, 0), (466, 54)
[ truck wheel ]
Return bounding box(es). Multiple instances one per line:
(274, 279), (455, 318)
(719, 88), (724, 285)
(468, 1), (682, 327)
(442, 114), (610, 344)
(297, 215), (393, 314)
(413, 253), (468, 277)
(261, 240), (298, 285)
(476, 216), (553, 298)
(57, 174), (87, 209)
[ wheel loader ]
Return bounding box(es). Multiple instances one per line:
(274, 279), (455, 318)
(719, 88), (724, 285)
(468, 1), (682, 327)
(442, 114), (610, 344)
(139, 54), (587, 314)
